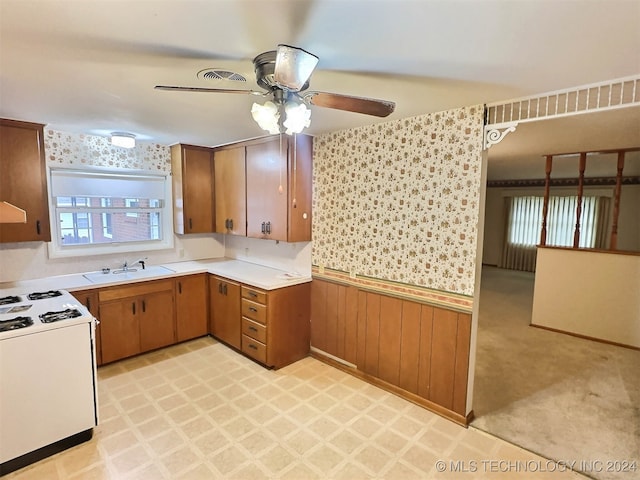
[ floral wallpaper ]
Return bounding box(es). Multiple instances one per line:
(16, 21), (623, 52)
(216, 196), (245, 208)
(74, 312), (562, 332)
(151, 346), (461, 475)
(44, 130), (171, 172)
(312, 105), (484, 297)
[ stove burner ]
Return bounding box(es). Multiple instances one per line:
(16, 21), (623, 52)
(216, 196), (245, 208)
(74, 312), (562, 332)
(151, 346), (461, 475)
(39, 309), (82, 323)
(0, 295), (22, 306)
(0, 316), (34, 332)
(28, 290), (63, 301)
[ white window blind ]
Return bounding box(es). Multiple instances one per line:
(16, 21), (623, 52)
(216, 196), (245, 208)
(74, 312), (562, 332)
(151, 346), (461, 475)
(50, 170), (166, 200)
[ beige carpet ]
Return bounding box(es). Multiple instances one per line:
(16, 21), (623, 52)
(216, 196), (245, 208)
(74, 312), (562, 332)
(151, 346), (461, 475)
(472, 266), (640, 480)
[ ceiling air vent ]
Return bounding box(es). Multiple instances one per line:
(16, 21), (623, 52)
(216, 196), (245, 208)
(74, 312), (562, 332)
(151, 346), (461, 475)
(197, 69), (247, 82)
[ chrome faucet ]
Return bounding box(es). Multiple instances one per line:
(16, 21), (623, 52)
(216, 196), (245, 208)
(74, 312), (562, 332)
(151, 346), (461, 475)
(116, 257), (147, 274)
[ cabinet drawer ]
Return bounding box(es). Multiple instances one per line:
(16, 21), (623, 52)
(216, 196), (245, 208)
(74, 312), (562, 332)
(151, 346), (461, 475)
(241, 286), (267, 305)
(242, 334), (266, 364)
(241, 298), (267, 324)
(241, 317), (267, 344)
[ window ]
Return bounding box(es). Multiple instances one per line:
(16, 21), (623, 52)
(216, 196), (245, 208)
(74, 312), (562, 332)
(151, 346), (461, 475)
(48, 169), (173, 258)
(502, 194), (610, 271)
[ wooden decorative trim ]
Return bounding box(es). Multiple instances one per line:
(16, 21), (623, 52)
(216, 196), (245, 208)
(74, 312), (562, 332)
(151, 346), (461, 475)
(311, 266), (473, 313)
(487, 176), (640, 188)
(310, 349), (472, 426)
(530, 324), (640, 351)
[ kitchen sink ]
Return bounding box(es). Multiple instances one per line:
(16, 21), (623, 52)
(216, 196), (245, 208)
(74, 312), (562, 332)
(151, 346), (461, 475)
(83, 265), (175, 284)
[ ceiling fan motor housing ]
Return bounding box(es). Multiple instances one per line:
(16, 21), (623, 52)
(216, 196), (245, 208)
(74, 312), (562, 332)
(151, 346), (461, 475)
(253, 51), (310, 92)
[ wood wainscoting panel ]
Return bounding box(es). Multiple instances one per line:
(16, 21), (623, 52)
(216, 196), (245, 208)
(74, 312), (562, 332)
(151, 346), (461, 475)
(343, 286), (359, 365)
(398, 300), (421, 395)
(363, 292), (381, 377)
(453, 313), (472, 415)
(310, 279), (328, 353)
(378, 295), (403, 386)
(310, 277), (473, 423)
(429, 308), (459, 410)
(417, 304), (434, 399)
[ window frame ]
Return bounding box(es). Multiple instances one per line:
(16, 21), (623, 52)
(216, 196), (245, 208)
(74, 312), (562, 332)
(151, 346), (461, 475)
(47, 167), (174, 259)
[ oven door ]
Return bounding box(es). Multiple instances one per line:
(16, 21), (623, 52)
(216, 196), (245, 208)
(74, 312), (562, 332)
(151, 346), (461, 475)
(0, 321), (97, 464)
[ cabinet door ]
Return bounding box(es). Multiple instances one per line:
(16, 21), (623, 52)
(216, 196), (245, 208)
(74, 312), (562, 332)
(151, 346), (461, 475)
(175, 274), (208, 341)
(0, 119), (51, 243)
(99, 299), (140, 364)
(171, 144), (215, 234)
(139, 288), (176, 352)
(246, 138), (288, 241)
(209, 275), (241, 349)
(286, 134), (313, 242)
(73, 289), (102, 366)
(214, 147), (246, 236)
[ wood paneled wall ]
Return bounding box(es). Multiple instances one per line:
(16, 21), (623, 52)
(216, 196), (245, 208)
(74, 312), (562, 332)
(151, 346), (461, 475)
(310, 278), (472, 423)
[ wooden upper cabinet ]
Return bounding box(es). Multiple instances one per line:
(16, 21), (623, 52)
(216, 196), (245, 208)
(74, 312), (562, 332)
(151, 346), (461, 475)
(171, 144), (215, 234)
(214, 146), (246, 236)
(0, 119), (51, 243)
(246, 138), (288, 240)
(246, 135), (312, 242)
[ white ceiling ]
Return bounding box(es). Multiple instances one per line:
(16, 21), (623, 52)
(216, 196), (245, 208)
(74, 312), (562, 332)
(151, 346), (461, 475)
(1, 0), (639, 171)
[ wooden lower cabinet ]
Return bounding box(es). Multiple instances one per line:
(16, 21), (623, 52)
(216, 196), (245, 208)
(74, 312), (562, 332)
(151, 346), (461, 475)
(175, 274), (208, 341)
(240, 283), (310, 369)
(209, 275), (241, 349)
(97, 279), (176, 364)
(71, 289), (102, 366)
(310, 278), (472, 423)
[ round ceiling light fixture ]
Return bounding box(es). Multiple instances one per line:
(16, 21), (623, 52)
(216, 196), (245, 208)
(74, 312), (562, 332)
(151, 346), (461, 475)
(110, 132), (136, 149)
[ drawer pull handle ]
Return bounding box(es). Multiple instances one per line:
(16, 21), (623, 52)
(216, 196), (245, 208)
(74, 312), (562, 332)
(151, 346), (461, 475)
(248, 344), (258, 350)
(248, 291), (258, 298)
(249, 326), (257, 332)
(248, 307), (257, 312)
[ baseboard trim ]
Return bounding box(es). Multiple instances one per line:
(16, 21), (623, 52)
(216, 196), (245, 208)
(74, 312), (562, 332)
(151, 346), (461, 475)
(530, 324), (640, 351)
(310, 350), (472, 427)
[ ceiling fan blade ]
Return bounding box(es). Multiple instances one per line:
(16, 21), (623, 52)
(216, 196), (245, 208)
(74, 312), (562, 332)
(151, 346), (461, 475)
(155, 85), (264, 96)
(274, 44), (319, 91)
(303, 91), (395, 117)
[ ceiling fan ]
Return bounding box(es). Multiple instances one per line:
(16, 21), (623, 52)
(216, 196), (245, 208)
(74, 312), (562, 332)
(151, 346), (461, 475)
(155, 44), (396, 134)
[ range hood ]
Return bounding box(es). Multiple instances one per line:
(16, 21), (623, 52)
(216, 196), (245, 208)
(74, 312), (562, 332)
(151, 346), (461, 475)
(0, 202), (27, 223)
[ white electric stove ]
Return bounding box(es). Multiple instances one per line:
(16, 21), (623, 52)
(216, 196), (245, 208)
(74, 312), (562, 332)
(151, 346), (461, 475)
(0, 289), (98, 475)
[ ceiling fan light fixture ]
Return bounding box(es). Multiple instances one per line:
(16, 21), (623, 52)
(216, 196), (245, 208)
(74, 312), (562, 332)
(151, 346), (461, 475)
(251, 101), (281, 135)
(110, 132), (136, 149)
(283, 101), (311, 135)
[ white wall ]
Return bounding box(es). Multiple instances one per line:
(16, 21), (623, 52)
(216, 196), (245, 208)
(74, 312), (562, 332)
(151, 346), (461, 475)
(532, 247), (640, 348)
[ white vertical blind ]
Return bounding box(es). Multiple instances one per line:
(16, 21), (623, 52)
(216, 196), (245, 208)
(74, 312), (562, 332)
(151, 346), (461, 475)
(502, 195), (608, 272)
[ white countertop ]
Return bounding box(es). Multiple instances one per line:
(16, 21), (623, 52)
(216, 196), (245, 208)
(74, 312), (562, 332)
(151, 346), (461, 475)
(0, 258), (311, 295)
